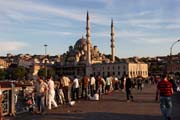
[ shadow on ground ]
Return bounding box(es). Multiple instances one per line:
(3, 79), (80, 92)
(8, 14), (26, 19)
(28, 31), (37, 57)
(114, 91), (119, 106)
(6, 112), (161, 120)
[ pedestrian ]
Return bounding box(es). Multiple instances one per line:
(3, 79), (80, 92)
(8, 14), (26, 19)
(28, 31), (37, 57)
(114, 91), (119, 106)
(124, 74), (134, 102)
(81, 75), (89, 99)
(156, 73), (174, 120)
(34, 76), (48, 114)
(90, 74), (96, 97)
(105, 75), (111, 94)
(60, 74), (71, 103)
(137, 76), (143, 91)
(169, 77), (178, 92)
(0, 85), (3, 120)
(47, 76), (58, 110)
(56, 78), (65, 104)
(72, 76), (80, 100)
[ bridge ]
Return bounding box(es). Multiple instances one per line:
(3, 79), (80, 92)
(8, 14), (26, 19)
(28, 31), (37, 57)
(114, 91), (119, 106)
(3, 84), (180, 120)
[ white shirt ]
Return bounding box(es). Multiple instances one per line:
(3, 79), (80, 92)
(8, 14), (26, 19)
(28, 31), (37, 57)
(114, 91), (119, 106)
(73, 78), (79, 88)
(90, 77), (96, 85)
(48, 79), (55, 93)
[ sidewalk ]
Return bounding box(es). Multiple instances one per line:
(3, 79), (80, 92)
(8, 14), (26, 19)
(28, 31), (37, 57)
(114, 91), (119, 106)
(3, 85), (180, 120)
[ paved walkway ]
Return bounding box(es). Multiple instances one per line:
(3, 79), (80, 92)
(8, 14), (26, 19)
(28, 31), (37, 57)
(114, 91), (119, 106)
(4, 84), (180, 120)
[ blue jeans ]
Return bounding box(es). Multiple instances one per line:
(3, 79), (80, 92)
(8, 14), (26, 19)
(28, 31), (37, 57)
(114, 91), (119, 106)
(37, 95), (46, 113)
(160, 96), (172, 120)
(126, 89), (133, 101)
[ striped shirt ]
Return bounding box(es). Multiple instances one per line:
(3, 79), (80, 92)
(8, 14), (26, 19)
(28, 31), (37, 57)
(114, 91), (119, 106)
(157, 80), (173, 97)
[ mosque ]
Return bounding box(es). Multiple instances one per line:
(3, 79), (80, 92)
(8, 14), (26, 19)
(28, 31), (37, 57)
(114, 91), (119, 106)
(56, 12), (148, 79)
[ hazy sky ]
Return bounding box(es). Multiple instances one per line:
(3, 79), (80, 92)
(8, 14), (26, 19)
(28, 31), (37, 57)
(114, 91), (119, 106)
(0, 0), (180, 58)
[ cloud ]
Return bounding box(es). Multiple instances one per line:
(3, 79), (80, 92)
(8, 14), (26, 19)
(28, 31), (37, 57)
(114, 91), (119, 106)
(93, 30), (154, 38)
(0, 0), (111, 26)
(165, 24), (180, 29)
(130, 36), (176, 46)
(123, 10), (155, 18)
(0, 0), (84, 21)
(0, 41), (28, 51)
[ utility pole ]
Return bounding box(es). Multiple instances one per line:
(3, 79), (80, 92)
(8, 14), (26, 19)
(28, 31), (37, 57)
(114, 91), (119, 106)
(44, 44), (48, 79)
(169, 39), (180, 73)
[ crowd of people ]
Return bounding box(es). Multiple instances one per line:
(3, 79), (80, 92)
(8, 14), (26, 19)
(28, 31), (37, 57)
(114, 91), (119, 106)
(20, 73), (179, 120)
(30, 74), (153, 115)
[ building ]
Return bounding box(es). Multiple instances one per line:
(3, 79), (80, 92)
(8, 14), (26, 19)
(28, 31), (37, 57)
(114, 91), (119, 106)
(92, 60), (148, 79)
(0, 12), (149, 80)
(55, 12), (111, 77)
(55, 12), (148, 79)
(0, 58), (10, 69)
(167, 53), (180, 74)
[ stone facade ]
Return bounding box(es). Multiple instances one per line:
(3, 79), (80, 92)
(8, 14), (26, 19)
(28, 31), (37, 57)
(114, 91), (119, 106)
(92, 62), (148, 79)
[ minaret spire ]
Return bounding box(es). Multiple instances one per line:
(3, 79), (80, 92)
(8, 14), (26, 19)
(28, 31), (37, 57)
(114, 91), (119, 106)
(86, 11), (91, 64)
(111, 19), (115, 63)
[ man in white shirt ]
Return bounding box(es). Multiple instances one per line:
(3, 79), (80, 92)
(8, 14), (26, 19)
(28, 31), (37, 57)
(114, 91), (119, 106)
(90, 74), (96, 97)
(72, 76), (80, 100)
(34, 76), (48, 114)
(47, 76), (58, 110)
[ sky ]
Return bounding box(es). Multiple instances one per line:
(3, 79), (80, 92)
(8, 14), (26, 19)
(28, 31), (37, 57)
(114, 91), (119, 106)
(0, 0), (180, 58)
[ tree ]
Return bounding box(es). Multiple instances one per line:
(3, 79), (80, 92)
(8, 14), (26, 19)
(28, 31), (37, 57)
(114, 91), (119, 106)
(38, 68), (46, 77)
(0, 69), (6, 80)
(38, 68), (55, 78)
(13, 66), (26, 80)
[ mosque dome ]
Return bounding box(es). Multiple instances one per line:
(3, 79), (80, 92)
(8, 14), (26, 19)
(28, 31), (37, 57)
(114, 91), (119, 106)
(74, 36), (87, 51)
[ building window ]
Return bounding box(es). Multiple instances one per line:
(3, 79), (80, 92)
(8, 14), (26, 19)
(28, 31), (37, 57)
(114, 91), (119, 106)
(103, 72), (105, 77)
(113, 72), (115, 75)
(123, 66), (126, 70)
(108, 72), (110, 76)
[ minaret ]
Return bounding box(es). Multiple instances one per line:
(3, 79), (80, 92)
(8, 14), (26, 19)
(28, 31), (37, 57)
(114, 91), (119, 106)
(86, 11), (91, 64)
(111, 19), (115, 63)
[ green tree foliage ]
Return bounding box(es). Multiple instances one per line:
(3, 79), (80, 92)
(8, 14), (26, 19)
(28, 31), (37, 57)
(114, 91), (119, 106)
(0, 69), (6, 80)
(38, 68), (55, 78)
(47, 68), (55, 77)
(38, 68), (46, 77)
(13, 66), (26, 80)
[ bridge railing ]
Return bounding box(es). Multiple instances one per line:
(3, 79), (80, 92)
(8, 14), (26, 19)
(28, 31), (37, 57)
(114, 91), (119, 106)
(1, 85), (34, 116)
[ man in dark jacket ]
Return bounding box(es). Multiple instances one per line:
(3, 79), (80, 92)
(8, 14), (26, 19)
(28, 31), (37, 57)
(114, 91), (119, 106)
(124, 75), (133, 102)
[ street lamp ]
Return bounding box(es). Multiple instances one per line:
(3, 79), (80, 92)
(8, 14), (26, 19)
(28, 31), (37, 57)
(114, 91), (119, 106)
(44, 44), (48, 79)
(169, 39), (180, 73)
(44, 44), (48, 55)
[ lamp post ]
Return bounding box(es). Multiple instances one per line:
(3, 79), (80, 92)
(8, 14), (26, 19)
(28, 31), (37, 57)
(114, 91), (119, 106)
(44, 44), (48, 79)
(169, 39), (180, 73)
